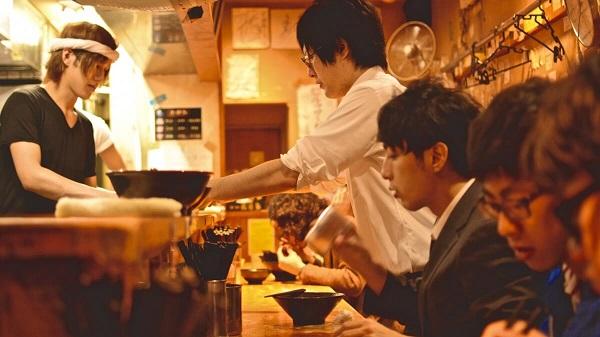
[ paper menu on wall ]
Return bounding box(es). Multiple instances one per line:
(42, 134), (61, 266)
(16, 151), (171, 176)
(297, 84), (338, 138)
(247, 218), (275, 256)
(232, 8), (270, 49)
(270, 9), (304, 49)
(226, 54), (259, 99)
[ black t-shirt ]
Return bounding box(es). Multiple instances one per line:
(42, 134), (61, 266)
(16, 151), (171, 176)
(0, 86), (96, 214)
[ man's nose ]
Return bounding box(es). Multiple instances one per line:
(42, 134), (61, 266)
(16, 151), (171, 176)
(307, 67), (316, 78)
(93, 70), (104, 81)
(497, 212), (520, 238)
(381, 158), (391, 180)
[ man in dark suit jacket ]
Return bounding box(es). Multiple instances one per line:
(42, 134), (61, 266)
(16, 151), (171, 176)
(333, 79), (542, 337)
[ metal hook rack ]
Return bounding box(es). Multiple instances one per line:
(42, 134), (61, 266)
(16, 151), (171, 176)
(442, 0), (567, 86)
(467, 29), (532, 87)
(465, 57), (532, 88)
(512, 1), (565, 63)
(470, 42), (493, 85)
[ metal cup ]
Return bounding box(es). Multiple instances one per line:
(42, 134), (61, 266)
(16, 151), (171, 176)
(226, 283), (242, 336)
(305, 205), (354, 255)
(206, 280), (227, 337)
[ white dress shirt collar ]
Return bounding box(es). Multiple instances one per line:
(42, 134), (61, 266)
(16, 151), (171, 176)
(431, 178), (476, 240)
(344, 66), (385, 93)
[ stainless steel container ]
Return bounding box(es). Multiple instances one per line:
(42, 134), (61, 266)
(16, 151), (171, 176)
(226, 283), (242, 336)
(206, 280), (227, 337)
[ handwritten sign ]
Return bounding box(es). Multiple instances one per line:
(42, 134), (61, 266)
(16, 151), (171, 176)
(226, 54), (259, 99)
(296, 84), (338, 138)
(232, 8), (270, 49)
(270, 9), (303, 49)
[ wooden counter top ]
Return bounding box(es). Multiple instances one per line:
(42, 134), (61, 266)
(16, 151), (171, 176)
(0, 215), (216, 264)
(241, 282), (361, 336)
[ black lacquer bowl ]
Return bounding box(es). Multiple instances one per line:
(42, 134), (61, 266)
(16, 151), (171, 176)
(107, 170), (212, 215)
(260, 251), (297, 282)
(272, 292), (344, 326)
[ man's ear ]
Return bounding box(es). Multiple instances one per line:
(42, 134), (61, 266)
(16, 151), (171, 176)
(336, 39), (350, 60)
(430, 142), (449, 173)
(62, 49), (75, 66)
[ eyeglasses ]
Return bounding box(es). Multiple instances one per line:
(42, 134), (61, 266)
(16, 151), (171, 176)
(554, 181), (600, 242)
(479, 191), (542, 224)
(300, 48), (319, 71)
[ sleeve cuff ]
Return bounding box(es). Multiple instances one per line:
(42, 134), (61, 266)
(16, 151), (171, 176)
(280, 151), (309, 190)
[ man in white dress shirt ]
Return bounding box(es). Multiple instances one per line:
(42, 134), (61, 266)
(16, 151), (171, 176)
(207, 0), (433, 275)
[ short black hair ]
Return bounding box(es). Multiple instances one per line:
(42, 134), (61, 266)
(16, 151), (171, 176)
(468, 77), (551, 180)
(297, 0), (387, 69)
(377, 78), (480, 177)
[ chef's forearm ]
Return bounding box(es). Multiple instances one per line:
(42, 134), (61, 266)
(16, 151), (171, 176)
(21, 166), (113, 200)
(207, 159), (299, 201)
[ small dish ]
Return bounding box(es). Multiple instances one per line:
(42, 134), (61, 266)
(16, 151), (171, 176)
(240, 268), (270, 285)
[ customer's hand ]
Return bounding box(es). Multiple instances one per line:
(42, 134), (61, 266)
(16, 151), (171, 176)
(481, 320), (547, 337)
(333, 227), (388, 294)
(334, 317), (408, 337)
(277, 246), (306, 275)
(333, 226), (371, 271)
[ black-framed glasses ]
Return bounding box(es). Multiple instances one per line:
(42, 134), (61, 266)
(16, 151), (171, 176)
(479, 191), (542, 224)
(554, 181), (600, 241)
(300, 47), (320, 71)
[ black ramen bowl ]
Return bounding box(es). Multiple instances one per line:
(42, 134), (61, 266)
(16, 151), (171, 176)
(107, 170), (212, 214)
(240, 268), (271, 285)
(272, 292), (344, 326)
(260, 251), (297, 282)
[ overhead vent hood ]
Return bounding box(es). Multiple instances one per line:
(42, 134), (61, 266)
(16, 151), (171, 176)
(85, 0), (222, 81)
(0, 43), (42, 85)
(0, 0), (44, 85)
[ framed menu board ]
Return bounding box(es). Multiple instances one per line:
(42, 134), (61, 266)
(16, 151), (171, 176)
(155, 108), (202, 141)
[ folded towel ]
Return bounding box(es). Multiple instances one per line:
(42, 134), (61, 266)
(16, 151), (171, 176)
(55, 197), (182, 217)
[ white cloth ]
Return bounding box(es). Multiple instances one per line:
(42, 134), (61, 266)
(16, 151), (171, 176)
(431, 179), (475, 240)
(49, 38), (119, 61)
(281, 66), (434, 274)
(78, 109), (113, 154)
(55, 197), (182, 217)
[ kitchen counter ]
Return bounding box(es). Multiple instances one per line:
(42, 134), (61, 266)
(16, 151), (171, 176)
(241, 282), (361, 336)
(0, 214), (216, 337)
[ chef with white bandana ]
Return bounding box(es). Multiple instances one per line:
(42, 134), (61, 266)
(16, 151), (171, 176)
(0, 22), (120, 214)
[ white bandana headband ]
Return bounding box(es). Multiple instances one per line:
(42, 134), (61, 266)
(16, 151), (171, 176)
(49, 38), (119, 62)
